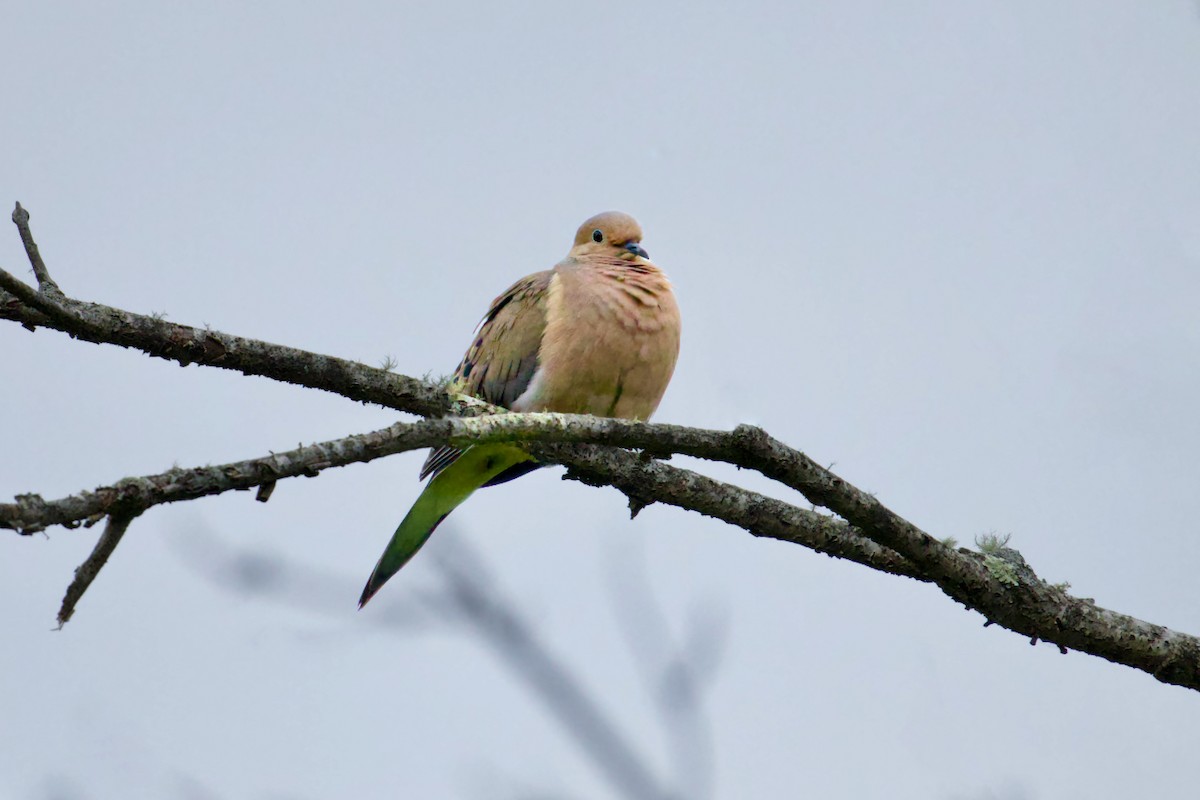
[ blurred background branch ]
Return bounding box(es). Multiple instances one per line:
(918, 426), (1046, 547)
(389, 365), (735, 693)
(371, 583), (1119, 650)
(177, 525), (720, 800)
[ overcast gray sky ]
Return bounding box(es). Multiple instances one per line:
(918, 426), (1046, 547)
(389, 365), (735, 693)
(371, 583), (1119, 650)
(3, 3), (1200, 798)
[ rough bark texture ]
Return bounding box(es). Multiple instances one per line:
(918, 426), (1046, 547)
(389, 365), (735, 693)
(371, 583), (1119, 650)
(4, 203), (1199, 692)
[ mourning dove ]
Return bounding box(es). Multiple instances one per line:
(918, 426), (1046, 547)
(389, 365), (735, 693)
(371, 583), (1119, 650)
(358, 211), (681, 606)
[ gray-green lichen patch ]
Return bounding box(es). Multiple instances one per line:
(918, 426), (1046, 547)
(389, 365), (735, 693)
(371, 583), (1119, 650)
(982, 553), (1020, 587)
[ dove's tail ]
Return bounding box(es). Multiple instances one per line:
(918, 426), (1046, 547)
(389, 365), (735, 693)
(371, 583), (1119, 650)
(358, 444), (532, 608)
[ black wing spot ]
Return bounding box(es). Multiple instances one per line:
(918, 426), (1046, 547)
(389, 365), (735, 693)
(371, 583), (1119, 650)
(484, 290), (519, 326)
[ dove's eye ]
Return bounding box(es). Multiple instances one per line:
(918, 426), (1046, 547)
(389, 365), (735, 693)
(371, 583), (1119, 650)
(591, 229), (603, 243)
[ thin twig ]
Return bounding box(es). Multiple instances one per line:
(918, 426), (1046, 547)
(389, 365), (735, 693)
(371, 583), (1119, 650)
(57, 510), (141, 626)
(11, 202), (63, 297)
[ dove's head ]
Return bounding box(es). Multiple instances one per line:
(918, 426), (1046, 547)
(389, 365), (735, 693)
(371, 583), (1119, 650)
(570, 211), (649, 261)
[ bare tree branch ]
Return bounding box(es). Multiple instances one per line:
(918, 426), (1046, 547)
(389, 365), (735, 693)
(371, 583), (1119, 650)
(5, 203), (1200, 693)
(0, 219), (459, 420)
(0, 415), (922, 578)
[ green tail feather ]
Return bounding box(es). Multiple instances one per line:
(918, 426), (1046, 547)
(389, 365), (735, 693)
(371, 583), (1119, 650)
(358, 445), (531, 608)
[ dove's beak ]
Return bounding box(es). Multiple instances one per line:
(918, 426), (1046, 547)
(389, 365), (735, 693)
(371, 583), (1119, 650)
(625, 242), (649, 259)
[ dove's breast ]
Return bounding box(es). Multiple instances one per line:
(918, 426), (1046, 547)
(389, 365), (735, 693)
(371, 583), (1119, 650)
(512, 257), (681, 420)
